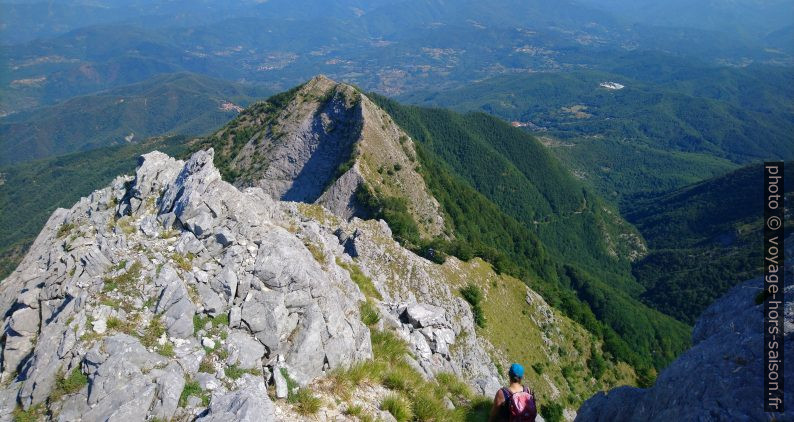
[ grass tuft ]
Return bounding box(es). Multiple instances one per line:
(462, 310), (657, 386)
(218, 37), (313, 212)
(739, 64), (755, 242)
(179, 379), (210, 407)
(12, 404), (45, 422)
(381, 394), (413, 422)
(360, 300), (380, 326)
(289, 388), (322, 415)
(171, 252), (194, 272)
(337, 258), (382, 300)
(51, 367), (88, 401)
(57, 222), (76, 239)
(141, 317), (166, 348)
(102, 261), (142, 294)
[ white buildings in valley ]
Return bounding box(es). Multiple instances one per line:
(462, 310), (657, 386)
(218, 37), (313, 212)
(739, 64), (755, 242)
(600, 81), (625, 90)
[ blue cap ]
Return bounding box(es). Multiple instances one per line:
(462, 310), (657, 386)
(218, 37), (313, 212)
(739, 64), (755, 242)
(508, 363), (524, 378)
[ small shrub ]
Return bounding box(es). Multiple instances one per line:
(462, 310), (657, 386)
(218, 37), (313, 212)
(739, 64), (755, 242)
(460, 283), (486, 328)
(360, 300), (380, 326)
(57, 223), (76, 239)
(52, 367), (88, 400)
(12, 404), (45, 422)
(532, 362), (545, 375)
(179, 379), (209, 407)
(193, 314), (209, 332)
(381, 394), (413, 422)
(540, 402), (564, 422)
(587, 347), (606, 379)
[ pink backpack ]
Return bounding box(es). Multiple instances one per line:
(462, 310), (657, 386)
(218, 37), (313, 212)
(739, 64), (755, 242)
(502, 386), (537, 422)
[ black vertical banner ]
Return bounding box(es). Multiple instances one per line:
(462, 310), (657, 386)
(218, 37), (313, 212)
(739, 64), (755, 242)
(764, 162), (785, 413)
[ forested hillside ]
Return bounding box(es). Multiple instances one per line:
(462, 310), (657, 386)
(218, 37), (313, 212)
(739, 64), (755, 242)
(370, 94), (690, 374)
(626, 162), (794, 323)
(400, 63), (794, 201)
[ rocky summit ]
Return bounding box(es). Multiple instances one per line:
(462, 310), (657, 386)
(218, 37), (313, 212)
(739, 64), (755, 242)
(196, 75), (446, 237)
(0, 147), (507, 421)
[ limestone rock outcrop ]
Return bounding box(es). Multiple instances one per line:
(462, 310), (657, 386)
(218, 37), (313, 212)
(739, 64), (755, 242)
(0, 148), (502, 420)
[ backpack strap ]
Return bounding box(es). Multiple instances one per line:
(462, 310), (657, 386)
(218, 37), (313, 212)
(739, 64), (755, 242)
(502, 387), (513, 401)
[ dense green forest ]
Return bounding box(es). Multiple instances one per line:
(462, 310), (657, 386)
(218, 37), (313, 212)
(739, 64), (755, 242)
(625, 162), (794, 323)
(400, 64), (794, 201)
(0, 136), (189, 278)
(370, 94), (641, 287)
(370, 94), (690, 372)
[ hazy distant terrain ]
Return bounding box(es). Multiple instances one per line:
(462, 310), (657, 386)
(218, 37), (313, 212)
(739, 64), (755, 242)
(2, 0), (791, 115)
(0, 73), (270, 164)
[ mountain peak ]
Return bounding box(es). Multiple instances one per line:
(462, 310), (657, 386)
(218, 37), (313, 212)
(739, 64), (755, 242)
(194, 76), (447, 240)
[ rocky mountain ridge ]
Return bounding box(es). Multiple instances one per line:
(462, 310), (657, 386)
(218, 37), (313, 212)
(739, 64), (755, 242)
(0, 148), (509, 421)
(4, 73), (778, 421)
(196, 75), (446, 239)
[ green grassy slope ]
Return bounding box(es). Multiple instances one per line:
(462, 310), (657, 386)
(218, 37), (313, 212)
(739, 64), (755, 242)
(0, 73), (270, 165)
(370, 94), (641, 286)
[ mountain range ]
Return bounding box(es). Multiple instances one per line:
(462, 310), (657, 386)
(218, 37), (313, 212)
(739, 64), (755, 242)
(1, 75), (790, 421)
(1, 1), (792, 419)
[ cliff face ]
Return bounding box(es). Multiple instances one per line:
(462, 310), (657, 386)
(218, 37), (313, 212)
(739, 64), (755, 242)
(576, 236), (794, 421)
(0, 149), (505, 421)
(200, 75), (446, 238)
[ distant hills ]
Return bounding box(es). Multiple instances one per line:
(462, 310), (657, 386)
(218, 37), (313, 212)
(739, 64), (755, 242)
(0, 73), (270, 164)
(400, 60), (794, 201)
(3, 0), (790, 116)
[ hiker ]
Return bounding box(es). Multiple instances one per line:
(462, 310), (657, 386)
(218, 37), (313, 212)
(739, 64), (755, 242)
(488, 363), (537, 422)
